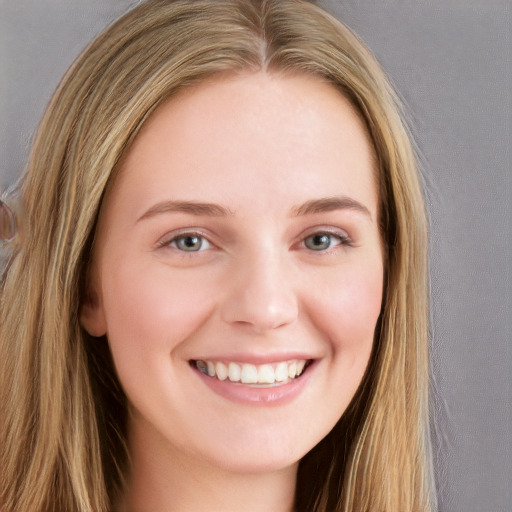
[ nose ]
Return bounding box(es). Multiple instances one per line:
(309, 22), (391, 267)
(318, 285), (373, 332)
(220, 252), (299, 334)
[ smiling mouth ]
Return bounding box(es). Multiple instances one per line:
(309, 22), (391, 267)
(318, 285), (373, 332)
(190, 359), (313, 386)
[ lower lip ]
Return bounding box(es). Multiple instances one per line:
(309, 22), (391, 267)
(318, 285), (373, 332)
(193, 362), (315, 406)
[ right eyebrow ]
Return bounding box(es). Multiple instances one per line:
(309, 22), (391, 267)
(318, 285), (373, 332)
(137, 200), (233, 222)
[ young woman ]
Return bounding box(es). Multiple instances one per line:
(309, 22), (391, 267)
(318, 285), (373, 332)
(0, 1), (435, 510)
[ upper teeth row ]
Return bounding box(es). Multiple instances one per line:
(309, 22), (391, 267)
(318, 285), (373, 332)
(195, 360), (307, 384)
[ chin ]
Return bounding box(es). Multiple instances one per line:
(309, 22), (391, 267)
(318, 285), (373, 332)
(188, 424), (319, 476)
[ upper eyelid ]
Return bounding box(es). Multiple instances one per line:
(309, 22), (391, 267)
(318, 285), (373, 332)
(155, 225), (353, 249)
(156, 229), (214, 249)
(302, 232), (351, 248)
(292, 227), (354, 253)
(171, 233), (211, 252)
(299, 225), (351, 240)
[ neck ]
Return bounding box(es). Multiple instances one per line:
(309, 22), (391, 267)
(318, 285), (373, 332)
(116, 415), (297, 512)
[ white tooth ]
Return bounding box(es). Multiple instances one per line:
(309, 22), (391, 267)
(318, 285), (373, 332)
(228, 362), (241, 382)
(288, 362), (297, 379)
(215, 362), (228, 380)
(207, 361), (215, 377)
(257, 364), (275, 384)
(296, 360), (306, 376)
(240, 364), (258, 384)
(275, 362), (289, 382)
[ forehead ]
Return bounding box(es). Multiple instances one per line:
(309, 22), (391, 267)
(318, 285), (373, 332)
(107, 71), (378, 220)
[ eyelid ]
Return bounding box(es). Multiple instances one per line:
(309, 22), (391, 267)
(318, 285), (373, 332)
(172, 234), (211, 252)
(155, 225), (353, 253)
(300, 225), (351, 241)
(156, 228), (215, 251)
(297, 226), (353, 251)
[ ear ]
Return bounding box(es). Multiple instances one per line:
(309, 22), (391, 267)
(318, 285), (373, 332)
(80, 279), (107, 337)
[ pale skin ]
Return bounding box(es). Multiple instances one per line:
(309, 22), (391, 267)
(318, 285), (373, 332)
(81, 71), (384, 512)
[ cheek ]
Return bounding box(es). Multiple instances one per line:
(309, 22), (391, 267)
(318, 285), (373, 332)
(100, 260), (217, 370)
(298, 258), (383, 435)
(309, 258), (383, 363)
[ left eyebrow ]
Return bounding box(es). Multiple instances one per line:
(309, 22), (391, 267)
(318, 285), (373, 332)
(291, 196), (372, 219)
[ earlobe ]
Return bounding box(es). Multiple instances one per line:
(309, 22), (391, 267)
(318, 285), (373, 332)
(80, 286), (107, 337)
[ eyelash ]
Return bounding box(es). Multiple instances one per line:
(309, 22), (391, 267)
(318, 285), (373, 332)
(158, 227), (352, 256)
(158, 231), (212, 253)
(301, 230), (352, 252)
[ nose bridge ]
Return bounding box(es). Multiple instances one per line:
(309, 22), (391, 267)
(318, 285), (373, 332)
(221, 245), (298, 333)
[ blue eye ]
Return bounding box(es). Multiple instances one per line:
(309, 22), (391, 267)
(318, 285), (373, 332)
(170, 234), (211, 252)
(303, 232), (347, 251)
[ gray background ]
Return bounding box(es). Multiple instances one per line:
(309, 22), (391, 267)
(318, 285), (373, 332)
(1, 1), (510, 511)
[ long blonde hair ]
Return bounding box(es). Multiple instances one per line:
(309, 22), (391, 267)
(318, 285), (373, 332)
(1, 1), (434, 510)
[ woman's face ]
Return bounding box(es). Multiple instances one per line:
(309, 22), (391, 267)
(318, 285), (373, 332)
(81, 72), (384, 475)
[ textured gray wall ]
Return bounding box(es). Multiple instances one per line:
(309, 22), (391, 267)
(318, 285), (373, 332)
(1, 1), (511, 511)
